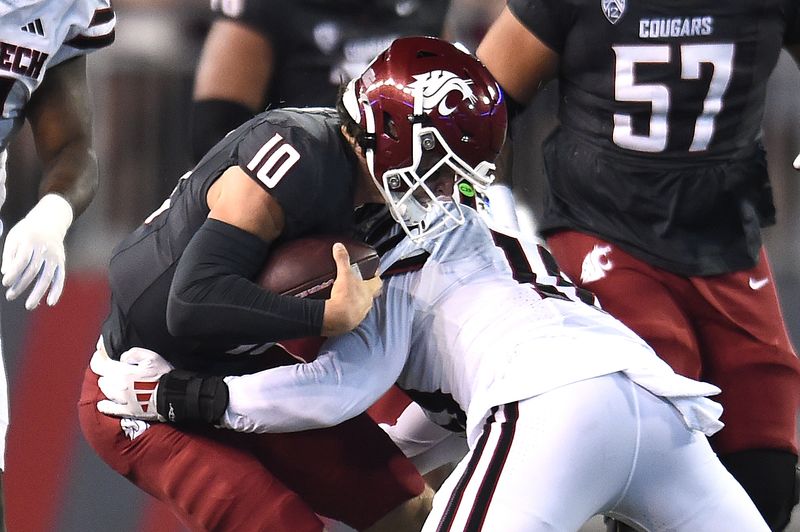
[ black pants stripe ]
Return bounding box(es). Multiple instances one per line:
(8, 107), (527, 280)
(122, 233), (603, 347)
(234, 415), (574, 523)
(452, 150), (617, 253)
(436, 403), (519, 531)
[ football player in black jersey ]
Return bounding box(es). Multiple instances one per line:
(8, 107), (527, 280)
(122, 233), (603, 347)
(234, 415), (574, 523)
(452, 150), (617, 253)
(477, 2), (800, 530)
(190, 0), (451, 162)
(78, 37), (506, 531)
(189, 0), (451, 432)
(188, 0), (454, 435)
(189, 0), (508, 447)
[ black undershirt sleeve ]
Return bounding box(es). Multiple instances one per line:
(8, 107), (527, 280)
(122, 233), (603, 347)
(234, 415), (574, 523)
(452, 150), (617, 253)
(785, 0), (800, 45)
(504, 91), (528, 139)
(190, 99), (255, 164)
(507, 0), (574, 54)
(167, 218), (325, 343)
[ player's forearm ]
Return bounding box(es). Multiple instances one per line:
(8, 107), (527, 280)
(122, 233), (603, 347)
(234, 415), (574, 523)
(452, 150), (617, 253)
(37, 141), (98, 217)
(167, 218), (324, 342)
(221, 349), (388, 433)
(27, 56), (98, 217)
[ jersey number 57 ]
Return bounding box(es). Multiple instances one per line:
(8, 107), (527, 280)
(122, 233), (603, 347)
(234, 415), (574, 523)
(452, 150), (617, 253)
(612, 43), (734, 153)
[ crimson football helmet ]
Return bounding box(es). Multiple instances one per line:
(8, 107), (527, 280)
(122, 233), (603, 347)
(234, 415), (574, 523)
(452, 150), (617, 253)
(342, 36), (507, 241)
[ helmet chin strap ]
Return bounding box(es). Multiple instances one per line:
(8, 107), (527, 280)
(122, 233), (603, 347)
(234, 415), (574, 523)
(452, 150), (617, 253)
(359, 99), (389, 208)
(365, 147), (391, 207)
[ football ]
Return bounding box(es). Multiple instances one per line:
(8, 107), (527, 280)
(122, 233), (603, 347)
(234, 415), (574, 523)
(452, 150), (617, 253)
(257, 235), (380, 299)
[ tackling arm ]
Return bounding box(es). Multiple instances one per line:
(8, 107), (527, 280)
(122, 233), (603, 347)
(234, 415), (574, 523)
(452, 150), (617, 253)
(96, 293), (409, 429)
(221, 282), (413, 433)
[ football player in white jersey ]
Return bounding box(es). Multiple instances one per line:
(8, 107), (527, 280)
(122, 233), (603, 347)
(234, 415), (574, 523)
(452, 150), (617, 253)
(0, 0), (114, 527)
(95, 203), (771, 531)
(94, 38), (768, 531)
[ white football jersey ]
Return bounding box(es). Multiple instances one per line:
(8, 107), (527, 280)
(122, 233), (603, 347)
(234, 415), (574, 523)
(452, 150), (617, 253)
(0, 0), (114, 470)
(223, 205), (723, 445)
(0, 0), (115, 147)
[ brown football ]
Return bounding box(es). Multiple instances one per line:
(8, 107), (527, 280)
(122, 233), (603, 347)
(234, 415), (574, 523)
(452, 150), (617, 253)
(257, 235), (379, 299)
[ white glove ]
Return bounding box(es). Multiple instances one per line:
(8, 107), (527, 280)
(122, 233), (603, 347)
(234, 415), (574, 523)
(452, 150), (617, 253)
(794, 152), (800, 170)
(93, 347), (174, 421)
(2, 193), (73, 310)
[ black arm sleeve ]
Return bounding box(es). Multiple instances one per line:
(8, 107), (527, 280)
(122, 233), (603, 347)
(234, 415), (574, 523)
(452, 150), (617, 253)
(785, 0), (800, 45)
(190, 99), (255, 164)
(504, 91), (528, 140)
(167, 218), (325, 342)
(507, 0), (575, 54)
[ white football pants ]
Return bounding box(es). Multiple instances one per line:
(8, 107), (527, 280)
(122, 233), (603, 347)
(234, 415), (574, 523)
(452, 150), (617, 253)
(424, 372), (768, 532)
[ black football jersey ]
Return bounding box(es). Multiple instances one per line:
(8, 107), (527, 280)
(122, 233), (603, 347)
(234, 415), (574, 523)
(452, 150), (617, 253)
(102, 108), (358, 373)
(214, 0), (450, 108)
(509, 0), (800, 275)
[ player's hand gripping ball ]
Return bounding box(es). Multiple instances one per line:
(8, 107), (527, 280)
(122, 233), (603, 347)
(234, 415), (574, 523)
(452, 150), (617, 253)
(257, 235), (379, 299)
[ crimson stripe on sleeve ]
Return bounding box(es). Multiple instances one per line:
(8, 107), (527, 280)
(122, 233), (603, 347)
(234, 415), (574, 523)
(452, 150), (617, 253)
(90, 7), (115, 26)
(65, 30), (116, 50)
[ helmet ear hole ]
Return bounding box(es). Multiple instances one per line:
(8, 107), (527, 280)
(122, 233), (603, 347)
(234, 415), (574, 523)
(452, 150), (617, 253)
(383, 113), (398, 140)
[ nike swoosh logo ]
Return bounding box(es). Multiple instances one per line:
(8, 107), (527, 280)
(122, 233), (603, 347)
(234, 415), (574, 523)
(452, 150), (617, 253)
(749, 277), (769, 290)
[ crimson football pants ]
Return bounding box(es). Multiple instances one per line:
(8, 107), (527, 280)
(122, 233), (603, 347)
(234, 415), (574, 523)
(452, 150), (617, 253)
(78, 369), (424, 531)
(548, 230), (800, 456)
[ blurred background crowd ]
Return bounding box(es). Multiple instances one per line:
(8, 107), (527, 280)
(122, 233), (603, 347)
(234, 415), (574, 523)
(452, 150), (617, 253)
(1, 1), (799, 530)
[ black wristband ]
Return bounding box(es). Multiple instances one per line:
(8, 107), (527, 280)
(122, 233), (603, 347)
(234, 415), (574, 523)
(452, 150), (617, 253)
(157, 370), (229, 425)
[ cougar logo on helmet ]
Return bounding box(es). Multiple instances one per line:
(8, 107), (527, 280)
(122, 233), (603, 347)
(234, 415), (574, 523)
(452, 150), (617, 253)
(341, 36), (507, 242)
(409, 70), (477, 116)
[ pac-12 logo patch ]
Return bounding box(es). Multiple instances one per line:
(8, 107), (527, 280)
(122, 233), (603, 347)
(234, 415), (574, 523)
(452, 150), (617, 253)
(408, 70), (477, 116)
(601, 0), (625, 24)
